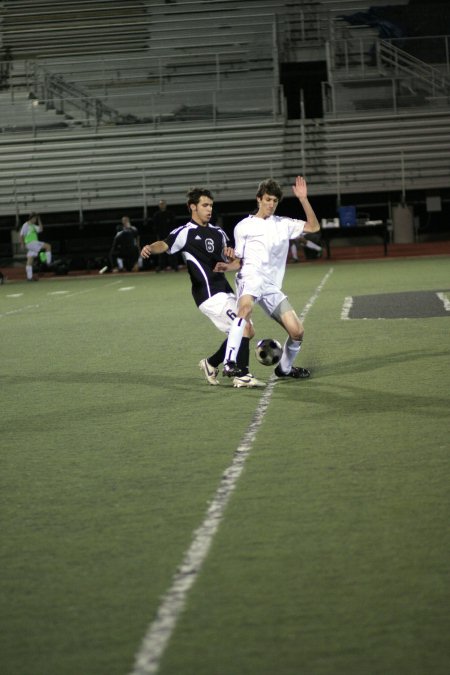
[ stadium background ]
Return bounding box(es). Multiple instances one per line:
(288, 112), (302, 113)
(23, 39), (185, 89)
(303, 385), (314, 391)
(0, 0), (449, 270)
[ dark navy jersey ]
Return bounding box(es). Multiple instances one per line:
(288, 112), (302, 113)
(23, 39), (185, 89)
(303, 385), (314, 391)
(165, 220), (234, 306)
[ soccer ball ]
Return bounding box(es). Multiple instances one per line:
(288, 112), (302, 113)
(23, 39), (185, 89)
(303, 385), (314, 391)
(255, 338), (282, 366)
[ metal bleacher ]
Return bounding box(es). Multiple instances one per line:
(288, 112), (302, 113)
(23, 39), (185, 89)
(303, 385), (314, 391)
(0, 0), (289, 216)
(0, 122), (285, 215)
(285, 111), (450, 198)
(0, 0), (449, 220)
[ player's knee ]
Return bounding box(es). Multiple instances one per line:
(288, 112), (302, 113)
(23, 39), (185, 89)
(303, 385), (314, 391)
(244, 323), (255, 339)
(291, 326), (304, 342)
(238, 304), (253, 321)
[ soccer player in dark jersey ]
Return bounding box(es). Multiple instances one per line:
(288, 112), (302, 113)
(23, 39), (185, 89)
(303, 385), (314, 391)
(140, 187), (264, 388)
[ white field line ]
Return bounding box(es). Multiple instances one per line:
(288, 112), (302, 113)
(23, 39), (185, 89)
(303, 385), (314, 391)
(63, 279), (123, 297)
(129, 267), (334, 675)
(0, 279), (123, 316)
(436, 291), (450, 311)
(341, 296), (353, 320)
(0, 303), (40, 318)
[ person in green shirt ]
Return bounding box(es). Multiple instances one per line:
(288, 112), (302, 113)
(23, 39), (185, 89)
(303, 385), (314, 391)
(19, 213), (52, 281)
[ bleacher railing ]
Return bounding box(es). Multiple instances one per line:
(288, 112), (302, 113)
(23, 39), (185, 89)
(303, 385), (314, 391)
(378, 39), (450, 98)
(324, 35), (450, 116)
(327, 35), (450, 77)
(0, 86), (284, 135)
(26, 49), (276, 91)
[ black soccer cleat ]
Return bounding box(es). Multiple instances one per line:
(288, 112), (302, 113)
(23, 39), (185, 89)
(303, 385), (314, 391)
(274, 365), (311, 379)
(223, 361), (242, 378)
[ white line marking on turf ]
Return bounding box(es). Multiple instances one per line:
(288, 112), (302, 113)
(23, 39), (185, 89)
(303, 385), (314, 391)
(341, 295), (353, 320)
(436, 291), (450, 311)
(118, 286), (135, 291)
(6, 293), (24, 298)
(1, 279), (124, 316)
(129, 267), (334, 675)
(63, 279), (123, 297)
(0, 303), (40, 318)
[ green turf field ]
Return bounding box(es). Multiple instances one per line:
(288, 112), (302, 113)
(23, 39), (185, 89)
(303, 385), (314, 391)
(1, 257), (449, 675)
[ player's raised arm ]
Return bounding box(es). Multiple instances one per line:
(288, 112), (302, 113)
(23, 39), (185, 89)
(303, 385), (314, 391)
(292, 176), (320, 234)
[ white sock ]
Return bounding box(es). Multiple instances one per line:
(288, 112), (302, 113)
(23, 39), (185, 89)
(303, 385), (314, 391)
(117, 257), (124, 270)
(225, 317), (247, 363)
(26, 264), (33, 280)
(279, 337), (302, 373)
(290, 243), (298, 260)
(46, 251), (52, 264)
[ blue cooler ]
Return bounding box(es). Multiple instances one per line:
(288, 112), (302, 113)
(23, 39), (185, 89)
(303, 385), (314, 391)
(338, 206), (357, 227)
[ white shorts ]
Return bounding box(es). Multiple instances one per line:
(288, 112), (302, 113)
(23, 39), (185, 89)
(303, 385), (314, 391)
(26, 241), (45, 257)
(236, 274), (288, 318)
(199, 292), (238, 333)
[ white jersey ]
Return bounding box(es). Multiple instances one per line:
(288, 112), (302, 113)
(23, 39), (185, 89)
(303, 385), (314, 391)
(234, 214), (305, 289)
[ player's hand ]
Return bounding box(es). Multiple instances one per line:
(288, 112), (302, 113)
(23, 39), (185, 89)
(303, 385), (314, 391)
(223, 246), (235, 260)
(141, 245), (152, 258)
(292, 175), (308, 200)
(214, 262), (229, 272)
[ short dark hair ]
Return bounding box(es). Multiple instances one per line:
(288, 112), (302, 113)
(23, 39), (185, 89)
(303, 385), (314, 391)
(186, 187), (214, 208)
(256, 178), (283, 201)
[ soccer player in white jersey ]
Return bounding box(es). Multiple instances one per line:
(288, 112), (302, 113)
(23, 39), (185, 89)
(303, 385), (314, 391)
(215, 176), (320, 379)
(141, 187), (264, 389)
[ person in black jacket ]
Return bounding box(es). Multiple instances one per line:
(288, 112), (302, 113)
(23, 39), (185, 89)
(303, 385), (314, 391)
(111, 216), (140, 272)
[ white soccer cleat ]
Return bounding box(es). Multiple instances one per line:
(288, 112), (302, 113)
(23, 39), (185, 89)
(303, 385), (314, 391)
(233, 373), (266, 388)
(198, 358), (220, 385)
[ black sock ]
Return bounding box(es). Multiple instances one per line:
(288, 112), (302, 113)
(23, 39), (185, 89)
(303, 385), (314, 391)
(208, 339), (227, 368)
(236, 337), (250, 375)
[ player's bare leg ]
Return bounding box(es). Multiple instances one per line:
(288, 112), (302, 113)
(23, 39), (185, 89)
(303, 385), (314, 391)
(275, 310), (310, 379)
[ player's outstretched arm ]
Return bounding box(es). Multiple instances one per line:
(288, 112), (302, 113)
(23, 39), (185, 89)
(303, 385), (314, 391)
(141, 241), (168, 258)
(214, 259), (241, 273)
